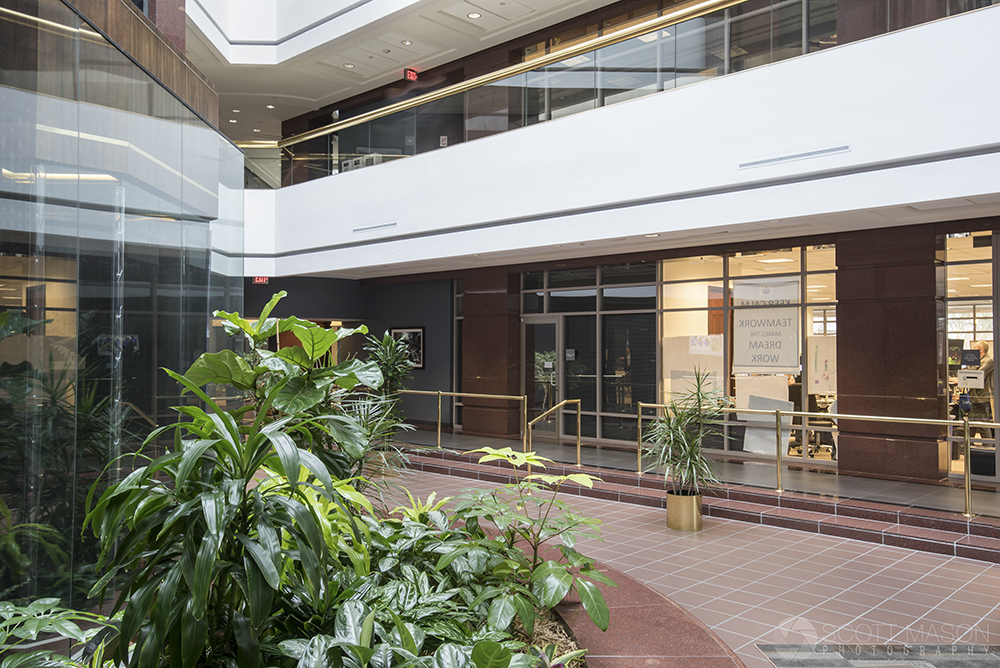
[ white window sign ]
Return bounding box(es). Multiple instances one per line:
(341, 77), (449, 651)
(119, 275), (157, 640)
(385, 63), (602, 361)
(732, 280), (800, 373)
(958, 369), (985, 389)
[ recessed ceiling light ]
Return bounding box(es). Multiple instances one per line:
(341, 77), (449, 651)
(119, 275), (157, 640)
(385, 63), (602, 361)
(971, 284), (992, 288)
(467, 12), (481, 18)
(757, 258), (794, 263)
(266, 104), (275, 109)
(253, 128), (260, 132)
(950, 277), (970, 281)
(232, 109), (240, 113)
(644, 234), (659, 238)
(344, 63), (355, 68)
(401, 39), (413, 45)
(229, 119), (237, 123)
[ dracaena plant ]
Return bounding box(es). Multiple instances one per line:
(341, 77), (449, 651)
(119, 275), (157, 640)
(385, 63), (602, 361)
(642, 368), (729, 496)
(84, 371), (374, 668)
(451, 448), (616, 634)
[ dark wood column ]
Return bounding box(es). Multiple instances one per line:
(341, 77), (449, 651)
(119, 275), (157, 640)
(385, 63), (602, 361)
(461, 269), (522, 437)
(835, 225), (948, 481)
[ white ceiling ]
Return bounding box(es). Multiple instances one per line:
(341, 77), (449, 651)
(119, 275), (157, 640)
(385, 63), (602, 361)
(185, 0), (621, 143)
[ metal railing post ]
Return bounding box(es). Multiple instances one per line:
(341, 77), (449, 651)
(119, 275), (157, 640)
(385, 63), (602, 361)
(522, 396), (528, 455)
(637, 402), (644, 475)
(436, 389), (442, 449)
(527, 421), (533, 476)
(964, 416), (973, 518)
(775, 409), (784, 494)
(576, 401), (582, 467)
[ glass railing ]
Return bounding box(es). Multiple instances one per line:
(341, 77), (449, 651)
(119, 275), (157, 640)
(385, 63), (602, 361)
(279, 0), (998, 187)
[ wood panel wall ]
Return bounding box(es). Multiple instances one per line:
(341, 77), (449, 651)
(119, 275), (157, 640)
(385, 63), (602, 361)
(461, 269), (523, 438)
(834, 225), (948, 481)
(69, 0), (218, 126)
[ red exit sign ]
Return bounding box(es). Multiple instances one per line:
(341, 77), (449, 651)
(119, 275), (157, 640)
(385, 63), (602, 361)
(253, 276), (269, 284)
(404, 68), (418, 81)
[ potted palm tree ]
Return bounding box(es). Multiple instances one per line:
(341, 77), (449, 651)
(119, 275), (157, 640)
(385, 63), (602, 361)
(643, 368), (728, 531)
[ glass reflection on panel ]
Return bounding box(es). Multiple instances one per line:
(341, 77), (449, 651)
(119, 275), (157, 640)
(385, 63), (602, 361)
(549, 290), (596, 312)
(523, 292), (543, 313)
(662, 255), (723, 281)
(773, 0), (805, 62)
(601, 262), (656, 284)
(564, 413), (598, 438)
(948, 262), (992, 298)
(523, 271), (544, 289)
(597, 35), (659, 106)
(806, 244), (837, 271)
(661, 310), (725, 401)
(946, 232), (992, 263)
(469, 74), (526, 140)
(603, 285), (657, 310)
(546, 52), (598, 121)
(565, 315), (597, 412)
(549, 267), (596, 287)
(729, 248), (802, 276)
(674, 12), (725, 87)
(415, 93), (464, 154)
(808, 0), (838, 52)
(806, 273), (837, 303)
(729, 0), (774, 73)
(602, 313), (656, 414)
(661, 281), (725, 310)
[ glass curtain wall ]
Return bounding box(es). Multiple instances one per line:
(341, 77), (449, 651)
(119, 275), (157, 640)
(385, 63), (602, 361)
(281, 0), (999, 185)
(0, 0), (244, 606)
(522, 246), (836, 454)
(944, 231), (995, 477)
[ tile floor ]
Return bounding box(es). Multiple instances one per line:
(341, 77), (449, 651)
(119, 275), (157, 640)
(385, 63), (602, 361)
(388, 470), (1000, 668)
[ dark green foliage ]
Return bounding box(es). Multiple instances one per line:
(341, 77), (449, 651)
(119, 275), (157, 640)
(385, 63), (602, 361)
(0, 297), (609, 668)
(363, 332), (414, 397)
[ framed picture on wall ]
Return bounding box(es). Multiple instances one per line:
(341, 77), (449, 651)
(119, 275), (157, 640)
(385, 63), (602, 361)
(390, 327), (424, 369)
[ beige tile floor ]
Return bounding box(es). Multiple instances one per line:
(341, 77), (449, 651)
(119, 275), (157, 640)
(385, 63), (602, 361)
(388, 471), (1000, 668)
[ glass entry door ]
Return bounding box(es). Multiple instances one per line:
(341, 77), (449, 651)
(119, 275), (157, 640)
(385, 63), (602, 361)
(523, 317), (559, 436)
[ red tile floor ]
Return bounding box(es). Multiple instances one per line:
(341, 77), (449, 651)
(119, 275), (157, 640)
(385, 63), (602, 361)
(387, 471), (1000, 668)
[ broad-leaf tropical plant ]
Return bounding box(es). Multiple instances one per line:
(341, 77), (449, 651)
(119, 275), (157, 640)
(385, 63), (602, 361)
(451, 448), (616, 633)
(84, 371), (373, 668)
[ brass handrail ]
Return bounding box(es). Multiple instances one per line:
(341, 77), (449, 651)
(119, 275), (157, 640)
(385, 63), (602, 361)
(527, 399), (582, 469)
(399, 389), (528, 451)
(637, 402), (999, 519)
(278, 0), (749, 149)
(122, 401), (158, 428)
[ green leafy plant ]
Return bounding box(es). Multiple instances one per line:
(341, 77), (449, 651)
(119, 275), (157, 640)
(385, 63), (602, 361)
(0, 310), (125, 606)
(527, 643), (587, 668)
(452, 448), (615, 633)
(0, 597), (115, 667)
(84, 372), (374, 668)
(642, 368), (729, 496)
(364, 332), (414, 397)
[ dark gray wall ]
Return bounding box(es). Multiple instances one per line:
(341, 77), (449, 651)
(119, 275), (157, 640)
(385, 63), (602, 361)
(244, 277), (368, 320)
(243, 276), (454, 424)
(365, 280), (454, 424)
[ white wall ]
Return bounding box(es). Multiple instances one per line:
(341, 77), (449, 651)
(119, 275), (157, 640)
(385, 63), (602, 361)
(248, 7), (1000, 277)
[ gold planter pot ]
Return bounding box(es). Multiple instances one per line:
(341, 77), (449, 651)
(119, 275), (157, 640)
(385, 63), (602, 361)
(666, 492), (703, 531)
